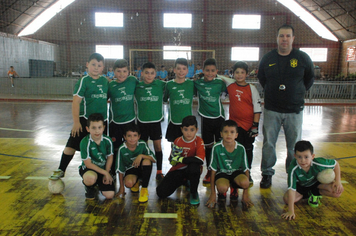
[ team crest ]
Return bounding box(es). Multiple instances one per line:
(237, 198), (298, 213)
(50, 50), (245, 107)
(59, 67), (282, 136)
(290, 58), (298, 68)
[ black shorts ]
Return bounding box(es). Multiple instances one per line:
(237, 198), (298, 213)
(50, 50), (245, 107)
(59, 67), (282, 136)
(166, 122), (182, 142)
(215, 170), (246, 189)
(109, 120), (136, 150)
(65, 117), (89, 151)
(296, 181), (321, 199)
(124, 166), (143, 179)
(137, 121), (162, 141)
(201, 116), (224, 146)
(79, 167), (115, 192)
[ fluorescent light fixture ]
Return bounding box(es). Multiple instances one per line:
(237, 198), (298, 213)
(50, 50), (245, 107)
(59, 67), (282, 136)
(277, 0), (338, 41)
(231, 47), (260, 61)
(232, 15), (261, 29)
(300, 48), (328, 62)
(164, 13), (192, 28)
(163, 46), (191, 60)
(96, 45), (124, 59)
(95, 12), (124, 27)
(18, 0), (75, 36)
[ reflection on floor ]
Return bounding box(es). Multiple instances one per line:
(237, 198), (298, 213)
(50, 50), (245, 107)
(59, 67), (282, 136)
(0, 102), (356, 235)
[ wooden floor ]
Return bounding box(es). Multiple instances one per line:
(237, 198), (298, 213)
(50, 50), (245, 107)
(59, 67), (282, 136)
(0, 101), (356, 236)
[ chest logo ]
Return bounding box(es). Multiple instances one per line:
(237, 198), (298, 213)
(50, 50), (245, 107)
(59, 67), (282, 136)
(290, 58), (298, 68)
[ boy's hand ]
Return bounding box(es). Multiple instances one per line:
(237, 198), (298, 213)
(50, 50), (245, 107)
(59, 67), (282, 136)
(116, 186), (126, 198)
(241, 190), (254, 208)
(103, 171), (113, 185)
(71, 122), (82, 137)
(248, 122), (259, 137)
(333, 180), (344, 194)
(281, 211), (296, 220)
(206, 194), (216, 208)
(132, 155), (142, 168)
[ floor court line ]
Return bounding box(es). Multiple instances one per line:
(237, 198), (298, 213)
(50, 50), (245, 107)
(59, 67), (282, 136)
(0, 153), (46, 160)
(143, 213), (178, 218)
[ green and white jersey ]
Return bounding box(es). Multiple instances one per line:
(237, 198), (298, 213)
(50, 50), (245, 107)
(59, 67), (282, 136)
(209, 140), (249, 175)
(74, 75), (109, 120)
(287, 157), (336, 190)
(79, 134), (114, 170)
(116, 140), (156, 173)
(164, 79), (194, 124)
(108, 76), (138, 124)
(194, 77), (226, 118)
(135, 79), (166, 123)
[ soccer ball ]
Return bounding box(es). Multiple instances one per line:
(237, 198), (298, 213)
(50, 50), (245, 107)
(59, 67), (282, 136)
(317, 169), (335, 184)
(48, 179), (65, 194)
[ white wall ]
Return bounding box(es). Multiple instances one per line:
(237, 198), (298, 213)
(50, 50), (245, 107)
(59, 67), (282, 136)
(0, 33), (60, 77)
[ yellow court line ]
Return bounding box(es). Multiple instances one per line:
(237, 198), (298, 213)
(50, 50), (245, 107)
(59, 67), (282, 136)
(328, 131), (356, 135)
(0, 127), (36, 132)
(25, 176), (82, 180)
(144, 213), (178, 218)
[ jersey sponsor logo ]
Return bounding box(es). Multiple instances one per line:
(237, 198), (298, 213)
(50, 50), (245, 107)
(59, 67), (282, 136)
(91, 93), (107, 99)
(269, 63), (276, 67)
(140, 96), (159, 102)
(115, 95), (133, 102)
(200, 94), (217, 103)
(173, 98), (190, 105)
(290, 58), (298, 68)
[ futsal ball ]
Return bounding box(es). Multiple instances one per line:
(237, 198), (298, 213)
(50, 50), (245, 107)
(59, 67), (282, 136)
(317, 169), (335, 184)
(48, 179), (65, 194)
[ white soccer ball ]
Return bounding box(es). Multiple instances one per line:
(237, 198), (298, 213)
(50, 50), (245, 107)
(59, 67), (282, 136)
(48, 179), (65, 194)
(317, 169), (335, 184)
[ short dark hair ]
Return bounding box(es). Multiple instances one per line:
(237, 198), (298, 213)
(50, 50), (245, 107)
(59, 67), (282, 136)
(87, 113), (104, 127)
(220, 120), (238, 133)
(142, 62), (156, 71)
(277, 24), (294, 36)
(174, 58), (188, 68)
(88, 53), (104, 63)
(181, 115), (198, 128)
(113, 59), (128, 70)
(10, 66), (14, 68)
(203, 58), (217, 69)
(232, 61), (248, 74)
(124, 123), (141, 135)
(294, 140), (314, 154)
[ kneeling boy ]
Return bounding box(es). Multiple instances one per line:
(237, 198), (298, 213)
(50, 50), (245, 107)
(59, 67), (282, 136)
(79, 113), (115, 200)
(156, 116), (205, 205)
(206, 120), (253, 208)
(116, 124), (156, 203)
(281, 140), (343, 220)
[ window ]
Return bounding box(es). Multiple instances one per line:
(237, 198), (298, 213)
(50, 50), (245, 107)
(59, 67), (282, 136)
(95, 13), (123, 27)
(163, 46), (191, 60)
(300, 48), (328, 62)
(163, 13), (192, 28)
(96, 45), (124, 59)
(231, 47), (259, 61)
(232, 15), (261, 29)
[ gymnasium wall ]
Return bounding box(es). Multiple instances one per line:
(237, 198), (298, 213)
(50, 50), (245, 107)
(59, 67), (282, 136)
(341, 39), (356, 76)
(8, 0), (346, 78)
(0, 33), (60, 78)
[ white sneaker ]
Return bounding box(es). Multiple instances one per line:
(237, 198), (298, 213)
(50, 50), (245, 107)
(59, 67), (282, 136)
(49, 169), (64, 180)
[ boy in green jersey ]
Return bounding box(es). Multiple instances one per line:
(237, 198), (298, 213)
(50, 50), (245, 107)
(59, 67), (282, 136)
(193, 58), (226, 184)
(116, 124), (156, 203)
(164, 58), (194, 142)
(281, 140), (343, 220)
(135, 62), (165, 181)
(206, 120), (253, 208)
(79, 113), (115, 200)
(108, 59), (138, 155)
(50, 53), (109, 180)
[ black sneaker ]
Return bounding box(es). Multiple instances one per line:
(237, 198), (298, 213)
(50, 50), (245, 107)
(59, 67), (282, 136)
(260, 175), (272, 188)
(218, 192), (226, 201)
(85, 185), (96, 200)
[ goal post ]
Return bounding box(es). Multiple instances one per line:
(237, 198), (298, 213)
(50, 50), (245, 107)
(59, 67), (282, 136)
(129, 49), (215, 74)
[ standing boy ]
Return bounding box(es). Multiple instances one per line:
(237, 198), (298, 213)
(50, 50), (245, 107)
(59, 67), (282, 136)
(116, 124), (156, 203)
(106, 67), (115, 82)
(206, 120), (253, 208)
(79, 113), (115, 200)
(164, 58), (194, 142)
(156, 116), (205, 205)
(50, 53), (109, 180)
(108, 59), (138, 163)
(193, 58), (226, 183)
(224, 61), (262, 184)
(7, 66), (19, 87)
(281, 140), (343, 220)
(135, 62), (165, 180)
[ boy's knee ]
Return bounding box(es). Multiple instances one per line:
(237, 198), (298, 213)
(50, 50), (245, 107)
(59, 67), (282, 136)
(102, 191), (115, 199)
(187, 163), (201, 174)
(216, 185), (229, 194)
(156, 186), (168, 198)
(142, 159), (152, 166)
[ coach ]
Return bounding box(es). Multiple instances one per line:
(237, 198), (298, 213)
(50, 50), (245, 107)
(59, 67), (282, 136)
(258, 24), (315, 188)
